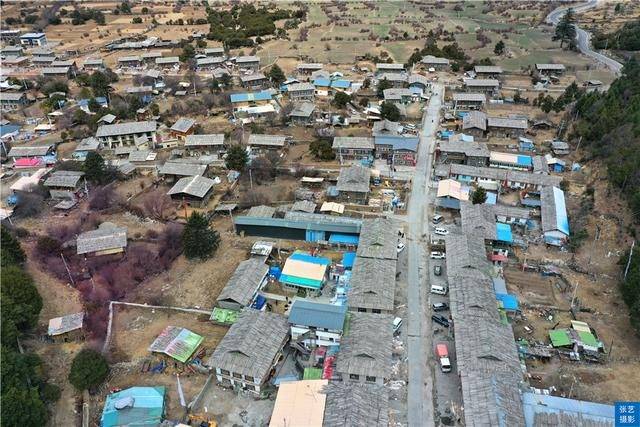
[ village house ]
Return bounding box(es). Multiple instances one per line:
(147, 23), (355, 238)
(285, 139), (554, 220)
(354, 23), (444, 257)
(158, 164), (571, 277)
(0, 29), (21, 44)
(82, 57), (104, 71)
(240, 72), (268, 90)
(489, 151), (533, 171)
(296, 63), (323, 75)
(166, 175), (216, 208)
(376, 63), (405, 75)
(154, 56), (180, 69)
(541, 186), (570, 247)
(535, 63), (566, 75)
(408, 73), (431, 94)
(487, 116), (528, 138)
(31, 46), (54, 57)
(323, 382), (390, 427)
(96, 121), (157, 148)
(463, 79), (500, 95)
(435, 163), (562, 191)
(140, 51), (162, 64)
(420, 55), (450, 70)
(235, 55), (260, 72)
(157, 161), (207, 180)
(1, 45), (23, 56)
(3, 56), (29, 67)
(72, 137), (102, 160)
(47, 312), (85, 343)
(349, 257), (396, 313)
(0, 92), (29, 111)
(336, 312), (393, 385)
(332, 136), (374, 162)
(117, 55), (142, 68)
(196, 56), (226, 70)
(43, 170), (85, 199)
(208, 308), (289, 395)
(149, 325), (203, 364)
(336, 165), (371, 204)
(269, 380), (328, 427)
(248, 134), (287, 155)
(289, 300), (346, 348)
(551, 140), (570, 156)
(452, 93), (486, 111)
(169, 118), (196, 141)
(7, 145), (55, 166)
(288, 102), (316, 125)
(287, 82), (315, 101)
(184, 134), (225, 157)
(31, 55), (56, 67)
(204, 47), (225, 57)
(374, 134), (419, 166)
(435, 178), (470, 210)
(19, 32), (47, 46)
(279, 251), (330, 293)
(437, 140), (490, 167)
(216, 258), (268, 311)
(378, 73), (407, 88)
(383, 88), (413, 104)
(76, 223), (127, 257)
(474, 65), (503, 79)
(229, 90), (274, 116)
(41, 66), (72, 79)
(462, 110), (487, 138)
(125, 86), (154, 104)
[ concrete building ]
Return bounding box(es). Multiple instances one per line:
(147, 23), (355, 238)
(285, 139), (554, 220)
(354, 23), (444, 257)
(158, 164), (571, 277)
(332, 137), (374, 162)
(184, 134), (225, 157)
(19, 32), (47, 46)
(336, 165), (371, 204)
(288, 300), (347, 347)
(208, 308), (289, 394)
(287, 82), (315, 101)
(235, 55), (260, 71)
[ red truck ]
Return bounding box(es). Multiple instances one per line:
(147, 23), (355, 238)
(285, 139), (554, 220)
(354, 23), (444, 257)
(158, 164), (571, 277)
(436, 343), (452, 373)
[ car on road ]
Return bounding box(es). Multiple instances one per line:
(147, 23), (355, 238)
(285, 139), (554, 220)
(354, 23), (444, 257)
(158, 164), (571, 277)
(434, 264), (442, 276)
(434, 227), (449, 236)
(431, 314), (450, 327)
(432, 302), (449, 312)
(397, 242), (406, 253)
(430, 251), (445, 259)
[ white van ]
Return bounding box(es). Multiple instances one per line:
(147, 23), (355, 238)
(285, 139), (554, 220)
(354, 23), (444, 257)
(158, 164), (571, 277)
(430, 284), (448, 295)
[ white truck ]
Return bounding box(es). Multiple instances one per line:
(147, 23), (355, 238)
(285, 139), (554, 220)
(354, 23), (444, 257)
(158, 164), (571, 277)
(436, 343), (452, 373)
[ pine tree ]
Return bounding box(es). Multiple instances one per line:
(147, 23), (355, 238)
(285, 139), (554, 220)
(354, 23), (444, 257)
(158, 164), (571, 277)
(183, 212), (220, 260)
(268, 64), (286, 86)
(494, 40), (505, 55)
(472, 186), (487, 205)
(553, 8), (577, 48)
(225, 145), (248, 171)
(1, 225), (26, 267)
(68, 349), (109, 391)
(83, 152), (106, 183)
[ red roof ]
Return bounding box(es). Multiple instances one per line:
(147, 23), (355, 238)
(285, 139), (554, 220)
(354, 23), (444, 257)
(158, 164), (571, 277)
(14, 157), (43, 168)
(491, 254), (508, 262)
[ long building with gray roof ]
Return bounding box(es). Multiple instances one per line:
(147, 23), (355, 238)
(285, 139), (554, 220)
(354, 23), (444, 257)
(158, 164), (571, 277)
(323, 382), (390, 427)
(76, 224), (127, 256)
(348, 257), (396, 313)
(216, 258), (269, 310)
(356, 218), (397, 260)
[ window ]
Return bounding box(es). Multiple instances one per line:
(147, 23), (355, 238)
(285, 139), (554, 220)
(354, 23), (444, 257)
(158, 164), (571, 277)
(349, 374), (359, 380)
(372, 309), (381, 314)
(245, 376), (255, 383)
(220, 369), (230, 376)
(357, 308), (366, 312)
(366, 376), (376, 383)
(233, 373), (242, 379)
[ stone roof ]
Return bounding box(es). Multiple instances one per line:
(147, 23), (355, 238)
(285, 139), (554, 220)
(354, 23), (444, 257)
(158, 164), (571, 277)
(167, 175), (215, 198)
(464, 79), (500, 87)
(443, 163), (562, 187)
(291, 200), (317, 213)
(157, 162), (207, 177)
(246, 205), (276, 218)
(356, 217), (397, 260)
(236, 55), (260, 64)
(240, 72), (266, 83)
(248, 134), (286, 147)
(462, 111), (487, 131)
(421, 55), (450, 65)
(76, 223), (127, 255)
(453, 92), (487, 102)
(336, 165), (371, 194)
(332, 136), (374, 151)
(438, 140), (490, 158)
(44, 170), (84, 188)
(336, 312), (393, 379)
(323, 382), (390, 427)
(184, 134), (224, 147)
(287, 82), (315, 92)
(474, 65), (503, 74)
(487, 116), (528, 130)
(216, 258), (269, 307)
(8, 145), (53, 157)
(460, 201), (497, 241)
(96, 121), (156, 138)
(289, 102), (316, 118)
(348, 257), (396, 312)
(207, 308), (289, 380)
(170, 117), (196, 133)
(535, 63), (566, 71)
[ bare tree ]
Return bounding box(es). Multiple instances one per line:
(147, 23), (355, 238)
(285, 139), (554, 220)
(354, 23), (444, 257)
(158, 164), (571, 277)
(142, 190), (174, 220)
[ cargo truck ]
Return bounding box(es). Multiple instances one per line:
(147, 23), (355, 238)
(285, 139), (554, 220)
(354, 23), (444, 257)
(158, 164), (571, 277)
(436, 343), (452, 373)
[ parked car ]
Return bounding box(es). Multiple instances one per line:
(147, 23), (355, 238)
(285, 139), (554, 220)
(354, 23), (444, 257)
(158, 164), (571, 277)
(432, 214), (443, 224)
(432, 302), (449, 312)
(434, 265), (442, 276)
(430, 251), (446, 259)
(393, 317), (403, 334)
(397, 242), (406, 253)
(432, 314), (450, 327)
(434, 227), (449, 236)
(430, 284), (448, 295)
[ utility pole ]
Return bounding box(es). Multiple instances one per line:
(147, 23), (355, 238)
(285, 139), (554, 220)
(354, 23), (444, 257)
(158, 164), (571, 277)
(249, 168), (253, 190)
(60, 253), (75, 286)
(624, 240), (635, 280)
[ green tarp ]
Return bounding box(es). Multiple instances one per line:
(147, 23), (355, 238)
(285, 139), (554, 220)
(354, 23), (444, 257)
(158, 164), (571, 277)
(578, 331), (599, 348)
(303, 368), (323, 380)
(549, 329), (572, 347)
(210, 307), (239, 325)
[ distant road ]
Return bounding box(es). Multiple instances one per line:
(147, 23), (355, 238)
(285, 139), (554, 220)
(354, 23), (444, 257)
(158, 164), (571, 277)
(545, 0), (623, 75)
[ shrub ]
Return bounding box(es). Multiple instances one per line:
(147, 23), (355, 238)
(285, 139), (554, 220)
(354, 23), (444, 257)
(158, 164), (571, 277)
(68, 349), (109, 391)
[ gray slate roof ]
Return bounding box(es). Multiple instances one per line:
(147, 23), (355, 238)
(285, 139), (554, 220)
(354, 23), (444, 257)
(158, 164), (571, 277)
(216, 258), (268, 307)
(0, 92), (26, 101)
(96, 121), (156, 138)
(348, 257), (396, 312)
(155, 56), (179, 65)
(356, 218), (397, 260)
(474, 65), (503, 74)
(332, 137), (374, 151)
(185, 134), (224, 147)
(8, 145), (53, 157)
(288, 300), (347, 331)
(289, 102), (315, 118)
(248, 134), (286, 147)
(240, 72), (266, 83)
(421, 55), (450, 65)
(372, 119), (400, 136)
(463, 111), (487, 131)
(535, 63), (566, 71)
(207, 308), (289, 380)
(291, 200), (316, 213)
(246, 205), (276, 218)
(438, 140), (490, 158)
(287, 82), (315, 92)
(44, 170), (84, 188)
(75, 137), (100, 152)
(442, 163), (562, 187)
(76, 224), (127, 255)
(464, 79), (500, 88)
(236, 55), (260, 64)
(453, 92), (487, 103)
(170, 118), (196, 133)
(336, 165), (371, 194)
(167, 175), (215, 198)
(336, 312), (393, 379)
(323, 382), (389, 427)
(460, 201), (497, 241)
(158, 162), (206, 177)
(128, 150), (152, 162)
(487, 116), (528, 130)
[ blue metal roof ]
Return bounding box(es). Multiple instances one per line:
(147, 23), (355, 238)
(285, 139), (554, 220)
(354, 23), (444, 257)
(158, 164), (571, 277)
(553, 187), (570, 235)
(496, 222), (513, 243)
(485, 192), (497, 205)
(341, 252), (356, 268)
(375, 135), (419, 152)
(492, 277), (507, 294)
(329, 234), (359, 245)
(0, 124), (21, 137)
(496, 293), (518, 311)
(331, 79), (351, 89)
(288, 300), (347, 331)
(289, 252), (332, 265)
(521, 392), (614, 427)
(517, 155), (533, 167)
(101, 386), (165, 427)
(313, 78), (331, 87)
(234, 215), (361, 234)
(230, 90), (272, 103)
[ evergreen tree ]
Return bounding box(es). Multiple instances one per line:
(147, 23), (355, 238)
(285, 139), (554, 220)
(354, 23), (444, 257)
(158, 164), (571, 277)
(380, 101), (400, 121)
(225, 144), (248, 171)
(332, 91), (351, 108)
(553, 8), (577, 48)
(1, 266), (43, 336)
(1, 225), (26, 267)
(471, 186), (487, 204)
(268, 64), (286, 86)
(494, 40), (505, 55)
(68, 349), (109, 391)
(376, 78), (392, 98)
(183, 212), (220, 260)
(83, 152), (106, 183)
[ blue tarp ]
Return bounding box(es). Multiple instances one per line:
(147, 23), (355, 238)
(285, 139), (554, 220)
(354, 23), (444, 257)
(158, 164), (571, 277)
(101, 386), (165, 427)
(485, 192), (497, 205)
(0, 124), (20, 137)
(496, 223), (513, 243)
(289, 252), (331, 265)
(252, 294), (267, 310)
(269, 266), (282, 279)
(496, 293), (519, 311)
(341, 252), (356, 268)
(553, 187), (570, 235)
(230, 90), (272, 103)
(517, 155), (533, 167)
(331, 79), (351, 89)
(329, 234), (359, 245)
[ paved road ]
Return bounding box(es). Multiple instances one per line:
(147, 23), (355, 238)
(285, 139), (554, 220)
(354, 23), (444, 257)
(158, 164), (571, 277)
(546, 0), (623, 75)
(406, 84), (442, 427)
